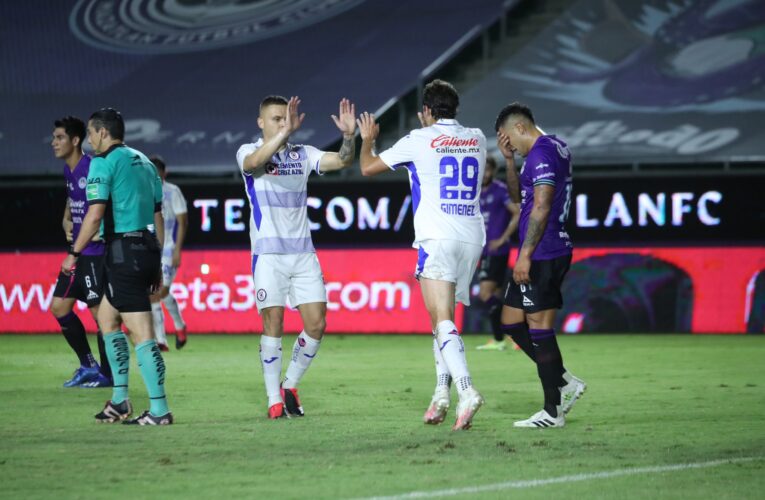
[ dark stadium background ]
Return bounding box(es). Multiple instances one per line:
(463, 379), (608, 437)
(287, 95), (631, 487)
(1, 0), (763, 334)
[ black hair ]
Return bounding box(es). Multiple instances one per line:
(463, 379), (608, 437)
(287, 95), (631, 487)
(260, 95), (289, 111)
(486, 156), (498, 170)
(53, 116), (86, 144)
(423, 79), (459, 120)
(89, 108), (125, 141)
(494, 102), (535, 132)
(149, 155), (166, 173)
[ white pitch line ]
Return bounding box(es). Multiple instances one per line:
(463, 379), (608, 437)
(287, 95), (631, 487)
(357, 456), (762, 500)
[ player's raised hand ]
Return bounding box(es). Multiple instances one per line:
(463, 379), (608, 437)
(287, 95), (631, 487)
(497, 130), (515, 159)
(356, 112), (379, 142)
(417, 107), (433, 128)
(284, 96), (305, 134)
(331, 98), (356, 136)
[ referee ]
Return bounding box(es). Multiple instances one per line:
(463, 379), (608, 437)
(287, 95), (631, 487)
(61, 108), (173, 425)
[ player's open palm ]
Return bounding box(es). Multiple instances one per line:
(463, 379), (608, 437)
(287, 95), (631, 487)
(331, 98), (356, 135)
(284, 96), (305, 134)
(356, 112), (379, 142)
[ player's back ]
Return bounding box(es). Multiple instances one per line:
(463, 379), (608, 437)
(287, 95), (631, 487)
(89, 144), (161, 235)
(402, 119), (487, 247)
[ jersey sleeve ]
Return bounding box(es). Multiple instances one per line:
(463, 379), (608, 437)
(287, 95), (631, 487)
(378, 134), (416, 170)
(86, 157), (111, 204)
(303, 145), (327, 177)
(171, 186), (188, 215)
(527, 148), (556, 188)
(236, 143), (258, 174)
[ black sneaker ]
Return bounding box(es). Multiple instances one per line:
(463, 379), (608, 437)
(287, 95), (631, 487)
(281, 386), (305, 417)
(95, 399), (132, 423)
(123, 410), (174, 425)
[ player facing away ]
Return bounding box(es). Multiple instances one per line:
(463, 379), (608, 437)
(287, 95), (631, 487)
(50, 116), (113, 388)
(357, 80), (485, 431)
(236, 96), (357, 419)
(495, 103), (586, 428)
(61, 108), (173, 425)
(475, 156), (520, 351)
(149, 156), (189, 351)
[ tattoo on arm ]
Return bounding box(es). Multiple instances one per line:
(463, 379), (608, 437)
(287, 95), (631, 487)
(338, 135), (356, 164)
(520, 185), (553, 255)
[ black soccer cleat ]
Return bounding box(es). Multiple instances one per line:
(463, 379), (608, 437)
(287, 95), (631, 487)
(123, 410), (174, 426)
(281, 386), (305, 417)
(175, 327), (188, 350)
(95, 399), (132, 423)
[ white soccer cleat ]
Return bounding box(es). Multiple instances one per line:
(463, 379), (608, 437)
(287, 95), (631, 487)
(513, 409), (565, 428)
(423, 389), (450, 425)
(560, 373), (587, 415)
(452, 388), (484, 431)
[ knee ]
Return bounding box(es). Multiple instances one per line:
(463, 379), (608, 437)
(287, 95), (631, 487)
(303, 316), (326, 339)
(50, 299), (69, 318)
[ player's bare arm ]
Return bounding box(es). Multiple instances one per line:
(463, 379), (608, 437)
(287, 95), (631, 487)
(357, 112), (389, 176)
(498, 131), (520, 203)
(514, 184), (553, 285)
(62, 199), (73, 242)
(60, 203), (105, 274)
(242, 96), (305, 173)
(488, 202), (520, 252)
(319, 98), (357, 173)
(173, 212), (188, 267)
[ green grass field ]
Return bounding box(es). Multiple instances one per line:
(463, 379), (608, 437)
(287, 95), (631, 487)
(1, 334), (763, 499)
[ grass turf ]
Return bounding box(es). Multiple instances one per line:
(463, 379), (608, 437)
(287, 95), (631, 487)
(0, 334), (763, 499)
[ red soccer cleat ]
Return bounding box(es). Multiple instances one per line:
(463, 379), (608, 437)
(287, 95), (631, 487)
(268, 402), (286, 419)
(175, 327), (188, 350)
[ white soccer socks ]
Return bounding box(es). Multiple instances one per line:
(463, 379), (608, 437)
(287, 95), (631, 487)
(151, 302), (167, 346)
(283, 331), (321, 390)
(435, 320), (473, 396)
(260, 335), (283, 406)
(162, 294), (186, 330)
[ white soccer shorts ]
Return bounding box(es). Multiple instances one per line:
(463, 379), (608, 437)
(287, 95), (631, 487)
(161, 257), (177, 288)
(414, 239), (482, 305)
(252, 252), (327, 312)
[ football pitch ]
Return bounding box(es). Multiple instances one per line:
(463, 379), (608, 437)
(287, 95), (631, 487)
(1, 334), (763, 499)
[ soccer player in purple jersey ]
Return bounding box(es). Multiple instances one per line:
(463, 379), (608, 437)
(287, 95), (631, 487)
(494, 103), (586, 428)
(50, 116), (112, 388)
(475, 156), (519, 351)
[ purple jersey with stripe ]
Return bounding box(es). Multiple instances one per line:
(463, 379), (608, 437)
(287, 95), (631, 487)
(64, 156), (104, 256)
(480, 179), (511, 256)
(518, 135), (573, 260)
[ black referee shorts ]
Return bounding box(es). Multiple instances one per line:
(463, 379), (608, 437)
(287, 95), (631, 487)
(504, 254), (572, 314)
(53, 254), (105, 307)
(104, 232), (161, 313)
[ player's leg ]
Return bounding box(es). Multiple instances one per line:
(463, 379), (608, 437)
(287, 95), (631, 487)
(513, 255), (584, 428)
(76, 303), (114, 388)
(51, 270), (99, 387)
(254, 253), (291, 419)
(423, 328), (452, 424)
(160, 262), (187, 349)
(82, 254), (113, 384)
(282, 253), (328, 417)
(150, 293), (168, 351)
(95, 293), (133, 422)
(261, 306), (286, 418)
(476, 278), (506, 350)
(500, 303), (535, 361)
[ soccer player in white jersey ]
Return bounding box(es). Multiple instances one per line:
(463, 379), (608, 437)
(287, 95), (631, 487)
(236, 95), (357, 419)
(149, 157), (189, 351)
(357, 80), (485, 430)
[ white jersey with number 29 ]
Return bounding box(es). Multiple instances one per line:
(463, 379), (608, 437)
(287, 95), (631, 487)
(379, 119), (487, 248)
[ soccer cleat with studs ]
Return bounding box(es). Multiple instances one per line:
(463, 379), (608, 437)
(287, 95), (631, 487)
(94, 399), (132, 423)
(123, 410), (174, 426)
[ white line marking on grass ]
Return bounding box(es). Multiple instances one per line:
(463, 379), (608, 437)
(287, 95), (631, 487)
(358, 456), (762, 500)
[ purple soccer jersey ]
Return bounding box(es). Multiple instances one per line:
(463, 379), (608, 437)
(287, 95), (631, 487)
(480, 179), (512, 256)
(64, 156), (104, 256)
(518, 135), (573, 260)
